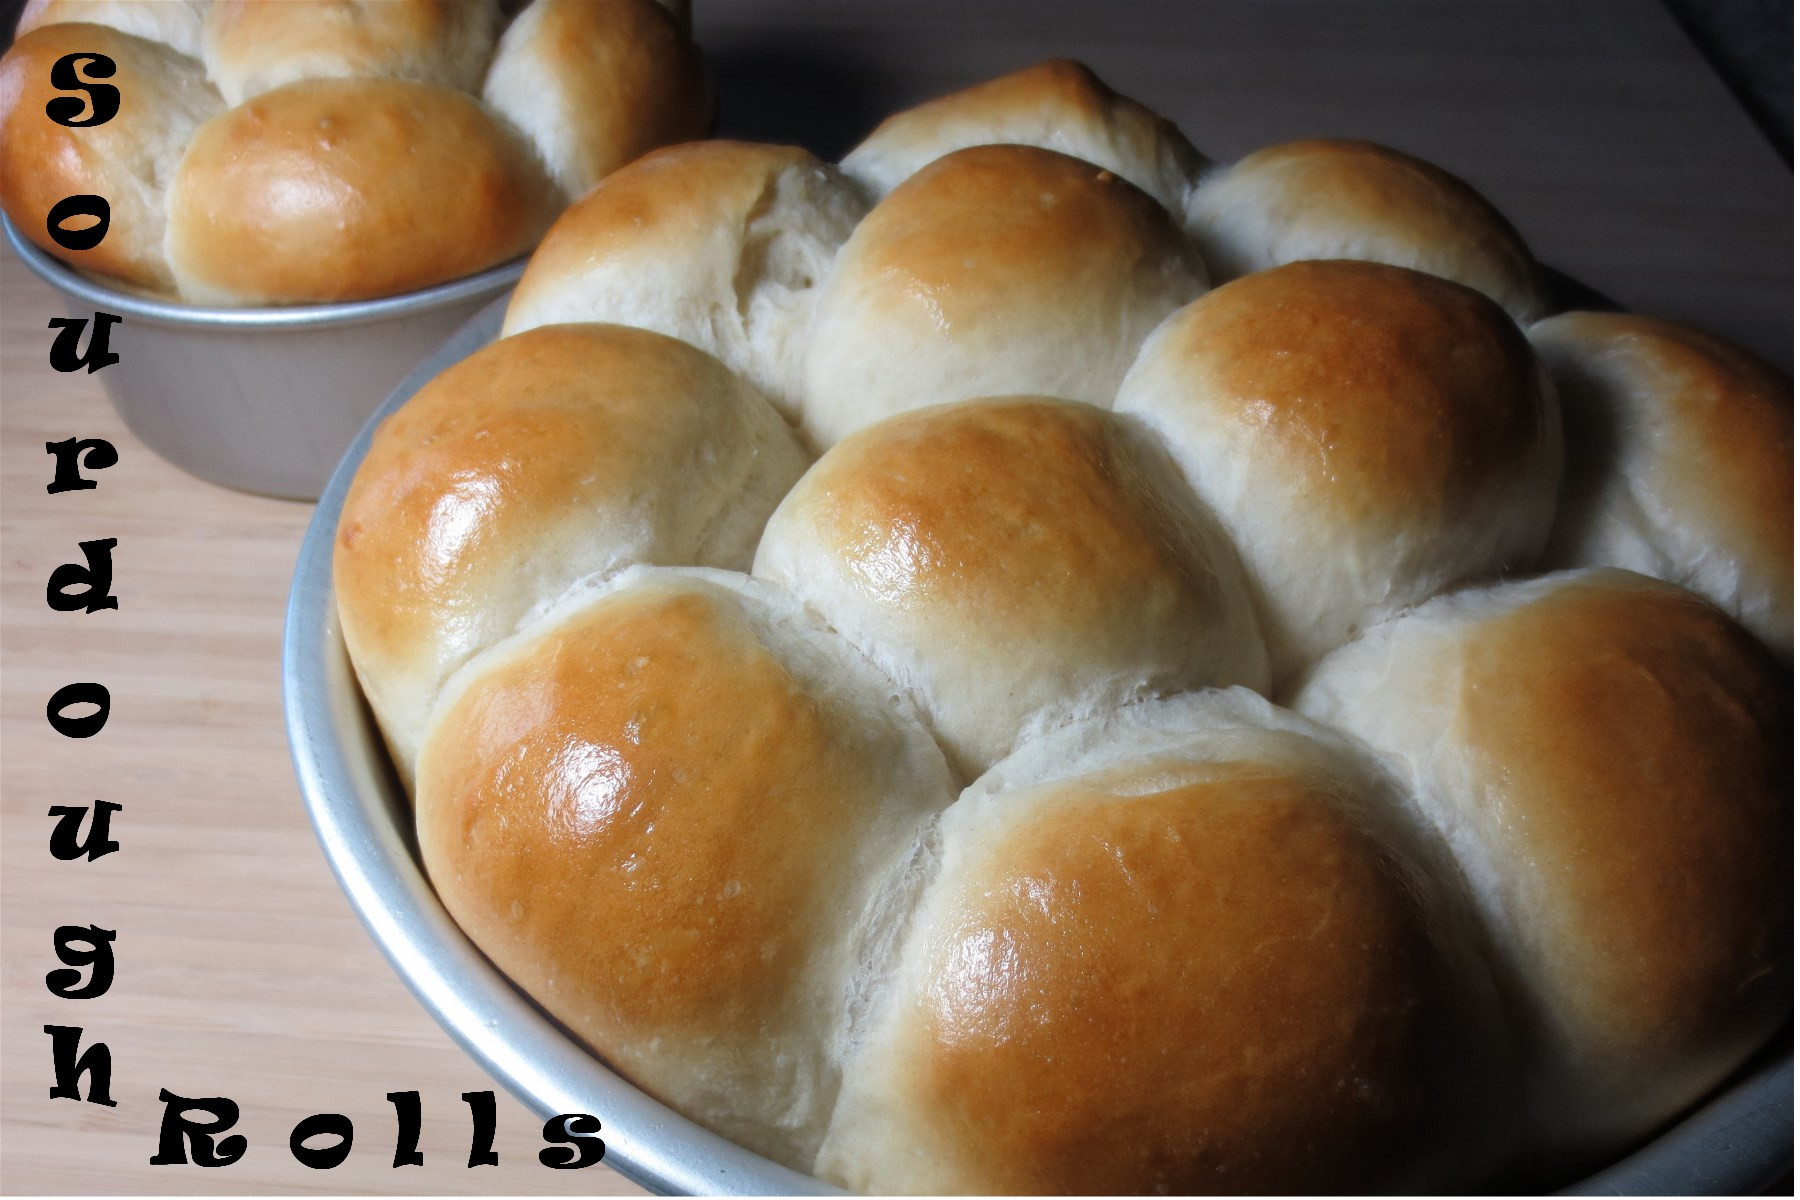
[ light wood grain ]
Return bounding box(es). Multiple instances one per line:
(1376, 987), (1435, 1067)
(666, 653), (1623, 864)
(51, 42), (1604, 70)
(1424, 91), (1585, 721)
(1, 1), (1788, 1195)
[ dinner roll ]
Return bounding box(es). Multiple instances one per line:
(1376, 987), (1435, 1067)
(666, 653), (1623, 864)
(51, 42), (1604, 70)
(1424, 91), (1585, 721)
(801, 145), (1207, 449)
(1186, 139), (1548, 322)
(335, 324), (807, 781)
(0, 22), (223, 293)
(1116, 260), (1560, 682)
(1293, 569), (1790, 1168)
(1530, 311), (1792, 657)
(417, 567), (958, 1169)
(841, 59), (1205, 214)
(201, 0), (501, 106)
(166, 78), (559, 304)
(819, 689), (1513, 1194)
(502, 141), (866, 418)
(15, 0), (208, 58)
(482, 0), (711, 202)
(755, 398), (1267, 778)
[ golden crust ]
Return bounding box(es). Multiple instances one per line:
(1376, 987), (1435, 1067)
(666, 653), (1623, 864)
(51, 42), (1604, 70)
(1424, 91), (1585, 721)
(1531, 311), (1792, 644)
(484, 0), (711, 199)
(796, 398), (1215, 623)
(1189, 139), (1546, 321)
(417, 584), (860, 1045)
(1142, 259), (1548, 522)
(843, 58), (1204, 211)
(833, 143), (1196, 329)
(203, 0), (500, 102)
(0, 23), (221, 292)
(1454, 573), (1788, 1061)
(166, 77), (559, 304)
(896, 767), (1476, 1193)
(506, 140), (816, 315)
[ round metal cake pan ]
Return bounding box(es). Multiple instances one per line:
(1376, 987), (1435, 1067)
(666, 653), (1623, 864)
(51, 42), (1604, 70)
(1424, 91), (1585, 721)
(4, 214), (524, 503)
(283, 292), (1794, 1196)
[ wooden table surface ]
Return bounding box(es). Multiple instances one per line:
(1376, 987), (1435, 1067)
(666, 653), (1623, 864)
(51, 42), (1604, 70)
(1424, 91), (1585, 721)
(1, 2), (1788, 1194)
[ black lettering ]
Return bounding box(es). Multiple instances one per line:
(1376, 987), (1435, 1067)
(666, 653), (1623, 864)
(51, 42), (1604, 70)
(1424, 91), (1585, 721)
(47, 924), (115, 999)
(538, 1114), (606, 1169)
(48, 801), (121, 861)
(46, 437), (118, 493)
(387, 1091), (423, 1167)
(46, 53), (119, 126)
(150, 1090), (245, 1166)
(47, 538), (118, 613)
(48, 313), (122, 373)
(289, 1113), (354, 1170)
(46, 195), (110, 252)
(46, 682), (109, 738)
(44, 1024), (114, 1106)
(462, 1091), (498, 1167)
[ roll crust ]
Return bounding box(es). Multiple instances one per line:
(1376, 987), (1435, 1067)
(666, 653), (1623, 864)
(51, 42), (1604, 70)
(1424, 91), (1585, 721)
(166, 77), (560, 304)
(754, 397), (1267, 777)
(1293, 569), (1791, 1168)
(417, 570), (956, 1168)
(335, 323), (806, 780)
(1117, 259), (1561, 681)
(841, 58), (1205, 214)
(1530, 311), (1792, 657)
(1186, 138), (1547, 322)
(802, 144), (1207, 448)
(0, 22), (223, 292)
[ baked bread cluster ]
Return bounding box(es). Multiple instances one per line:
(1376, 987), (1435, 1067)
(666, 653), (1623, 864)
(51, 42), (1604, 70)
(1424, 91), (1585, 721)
(333, 61), (1792, 1193)
(0, 0), (708, 304)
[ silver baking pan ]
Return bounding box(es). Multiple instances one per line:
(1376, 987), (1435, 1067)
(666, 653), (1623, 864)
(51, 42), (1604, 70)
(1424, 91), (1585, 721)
(282, 293), (1794, 1196)
(3, 214), (524, 503)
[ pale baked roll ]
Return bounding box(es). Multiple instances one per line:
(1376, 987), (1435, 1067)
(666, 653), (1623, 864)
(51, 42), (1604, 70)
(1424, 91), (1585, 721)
(334, 324), (807, 783)
(166, 78), (560, 304)
(417, 567), (958, 1169)
(15, 0), (210, 59)
(201, 0), (503, 106)
(1116, 259), (1560, 683)
(1292, 569), (1789, 1169)
(1185, 139), (1548, 322)
(502, 141), (867, 418)
(754, 398), (1267, 779)
(1530, 311), (1792, 657)
(482, 0), (711, 203)
(801, 145), (1207, 450)
(818, 689), (1513, 1194)
(840, 58), (1205, 214)
(0, 23), (223, 293)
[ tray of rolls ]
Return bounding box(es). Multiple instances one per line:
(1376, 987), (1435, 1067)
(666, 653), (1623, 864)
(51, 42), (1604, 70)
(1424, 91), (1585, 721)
(285, 58), (1792, 1196)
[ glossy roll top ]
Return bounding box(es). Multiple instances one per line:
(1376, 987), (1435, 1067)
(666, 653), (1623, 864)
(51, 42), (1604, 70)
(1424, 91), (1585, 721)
(1294, 569), (1790, 1170)
(1117, 259), (1561, 682)
(334, 323), (806, 782)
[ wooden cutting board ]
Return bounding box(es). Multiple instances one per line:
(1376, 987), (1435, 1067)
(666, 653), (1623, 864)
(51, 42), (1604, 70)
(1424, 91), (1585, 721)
(1, 1), (1786, 1193)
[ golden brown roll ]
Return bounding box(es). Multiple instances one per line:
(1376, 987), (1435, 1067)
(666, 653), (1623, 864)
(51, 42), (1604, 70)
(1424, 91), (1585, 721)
(502, 140), (867, 418)
(201, 0), (502, 106)
(753, 397), (1267, 778)
(15, 0), (209, 58)
(1293, 569), (1790, 1170)
(841, 59), (1206, 214)
(0, 22), (223, 293)
(482, 0), (712, 202)
(417, 567), (958, 1169)
(334, 323), (807, 782)
(165, 77), (560, 304)
(1115, 259), (1561, 683)
(818, 689), (1513, 1194)
(801, 145), (1207, 449)
(1186, 139), (1548, 322)
(1530, 311), (1792, 657)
